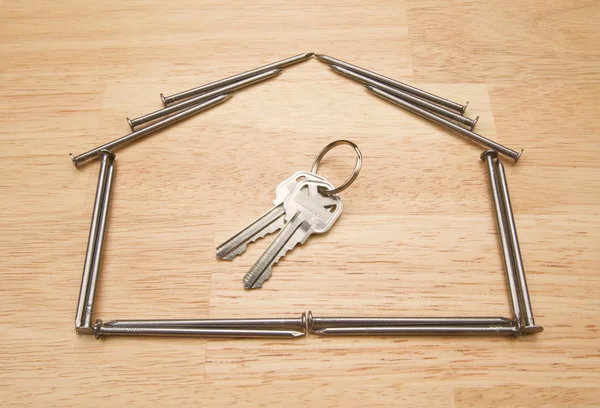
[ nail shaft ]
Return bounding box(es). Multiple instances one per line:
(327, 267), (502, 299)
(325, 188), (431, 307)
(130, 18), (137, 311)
(316, 54), (467, 113)
(129, 69), (281, 130)
(105, 313), (306, 331)
(94, 320), (305, 339)
(83, 155), (115, 329)
(481, 151), (522, 325)
(75, 151), (115, 334)
(330, 65), (478, 130)
(311, 325), (519, 336)
(70, 94), (230, 167)
(369, 87), (523, 162)
(308, 313), (514, 330)
(495, 160), (543, 334)
(162, 52), (313, 106)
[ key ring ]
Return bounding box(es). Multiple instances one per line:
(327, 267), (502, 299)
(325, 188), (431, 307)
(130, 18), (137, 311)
(311, 140), (362, 196)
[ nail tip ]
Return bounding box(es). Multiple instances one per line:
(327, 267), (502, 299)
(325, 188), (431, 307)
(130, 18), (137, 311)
(521, 325), (543, 335)
(329, 65), (347, 76)
(367, 85), (386, 96)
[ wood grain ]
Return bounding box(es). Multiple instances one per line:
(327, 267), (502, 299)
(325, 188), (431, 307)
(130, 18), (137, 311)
(1, 1), (599, 406)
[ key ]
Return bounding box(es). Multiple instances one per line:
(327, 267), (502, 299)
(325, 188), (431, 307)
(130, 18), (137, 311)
(243, 179), (343, 289)
(216, 171), (326, 260)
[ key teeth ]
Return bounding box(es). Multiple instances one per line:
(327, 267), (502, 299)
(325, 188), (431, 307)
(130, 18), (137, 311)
(216, 222), (283, 261)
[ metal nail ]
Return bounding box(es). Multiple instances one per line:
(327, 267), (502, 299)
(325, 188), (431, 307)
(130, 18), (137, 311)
(310, 325), (519, 336)
(104, 313), (307, 331)
(82, 153), (115, 329)
(307, 311), (514, 330)
(329, 65), (478, 130)
(94, 320), (306, 339)
(369, 87), (523, 162)
(495, 160), (543, 335)
(129, 69), (281, 130)
(161, 52), (313, 106)
(70, 94), (230, 167)
(75, 151), (115, 334)
(315, 54), (467, 114)
(481, 150), (523, 326)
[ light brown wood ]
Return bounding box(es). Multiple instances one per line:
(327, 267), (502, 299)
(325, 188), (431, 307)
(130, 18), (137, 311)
(1, 1), (599, 406)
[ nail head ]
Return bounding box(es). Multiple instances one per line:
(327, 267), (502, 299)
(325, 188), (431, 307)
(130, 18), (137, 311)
(480, 150), (498, 161)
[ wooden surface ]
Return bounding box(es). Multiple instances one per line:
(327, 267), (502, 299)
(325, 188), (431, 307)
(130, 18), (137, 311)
(1, 1), (599, 406)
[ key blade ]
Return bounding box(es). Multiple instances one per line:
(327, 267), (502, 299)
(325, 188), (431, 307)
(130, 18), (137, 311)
(243, 212), (308, 289)
(216, 204), (286, 260)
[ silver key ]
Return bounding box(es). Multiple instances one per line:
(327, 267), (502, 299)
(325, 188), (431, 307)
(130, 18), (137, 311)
(216, 171), (326, 260)
(243, 179), (343, 289)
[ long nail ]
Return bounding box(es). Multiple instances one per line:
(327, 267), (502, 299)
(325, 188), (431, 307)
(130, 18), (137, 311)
(307, 311), (514, 330)
(75, 151), (115, 334)
(94, 320), (306, 339)
(495, 160), (543, 334)
(369, 87), (523, 163)
(105, 313), (307, 331)
(129, 69), (281, 130)
(82, 153), (115, 329)
(329, 65), (478, 130)
(481, 150), (522, 325)
(315, 54), (467, 113)
(70, 94), (230, 167)
(162, 52), (313, 106)
(311, 325), (519, 336)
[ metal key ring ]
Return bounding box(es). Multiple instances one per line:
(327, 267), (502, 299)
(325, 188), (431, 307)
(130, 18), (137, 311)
(311, 140), (362, 196)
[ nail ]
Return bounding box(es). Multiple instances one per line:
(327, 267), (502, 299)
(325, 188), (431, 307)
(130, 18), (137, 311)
(315, 54), (467, 113)
(495, 160), (543, 335)
(369, 87), (523, 163)
(94, 320), (306, 339)
(82, 152), (115, 329)
(105, 312), (307, 331)
(311, 325), (519, 336)
(481, 150), (523, 326)
(70, 94), (230, 167)
(329, 65), (478, 130)
(162, 52), (313, 106)
(75, 150), (115, 334)
(129, 69), (281, 130)
(307, 311), (514, 330)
